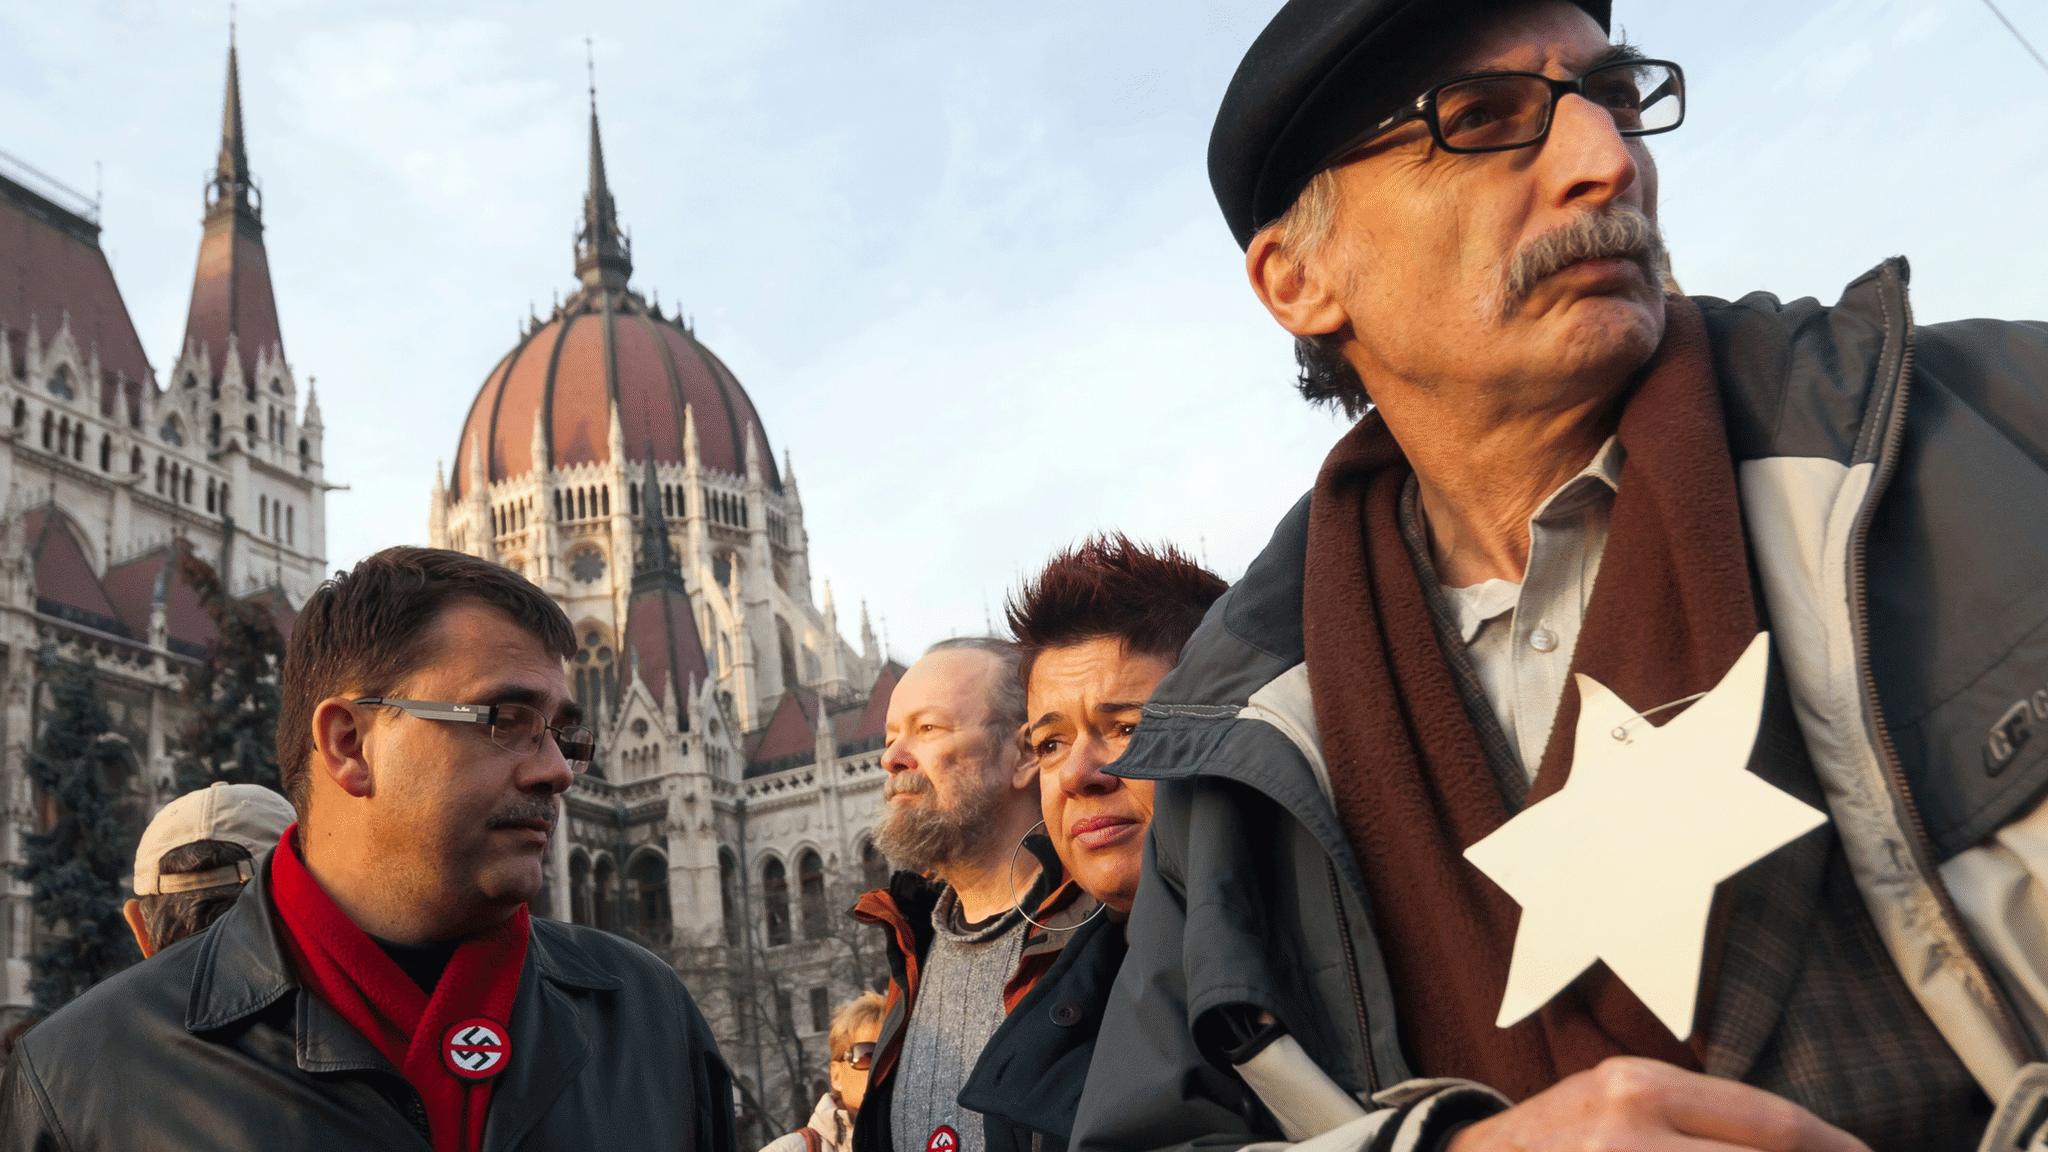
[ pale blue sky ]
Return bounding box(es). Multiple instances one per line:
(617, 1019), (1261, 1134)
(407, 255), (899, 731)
(7, 0), (2046, 654)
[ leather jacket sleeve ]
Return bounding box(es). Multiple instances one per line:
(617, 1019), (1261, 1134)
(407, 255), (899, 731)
(2, 1045), (68, 1152)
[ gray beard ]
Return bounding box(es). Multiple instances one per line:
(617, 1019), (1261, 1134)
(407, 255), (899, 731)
(873, 770), (1013, 875)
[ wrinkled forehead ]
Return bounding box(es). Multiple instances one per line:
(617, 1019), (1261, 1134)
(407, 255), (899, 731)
(889, 649), (1000, 723)
(1451, 1), (1619, 76)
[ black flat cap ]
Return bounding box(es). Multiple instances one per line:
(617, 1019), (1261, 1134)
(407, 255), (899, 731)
(1209, 0), (1611, 248)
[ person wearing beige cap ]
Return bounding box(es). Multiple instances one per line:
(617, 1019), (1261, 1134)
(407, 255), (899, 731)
(122, 780), (296, 958)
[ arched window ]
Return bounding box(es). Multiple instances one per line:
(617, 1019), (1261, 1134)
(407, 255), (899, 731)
(287, 505), (294, 545)
(629, 853), (671, 944)
(155, 458), (165, 493)
(593, 856), (619, 933)
(762, 857), (791, 946)
(570, 852), (591, 926)
(719, 850), (741, 947)
(663, 485), (675, 517)
(209, 411), (221, 449)
(601, 486), (610, 516)
(209, 375), (220, 401)
(98, 434), (110, 471)
(861, 838), (891, 893)
(11, 398), (24, 430)
(206, 479), (216, 513)
(259, 495), (268, 536)
(553, 491), (564, 520)
(576, 489), (587, 519)
(246, 413), (257, 441)
(40, 411), (51, 450)
(572, 626), (616, 714)
(219, 483), (230, 515)
(183, 470), (193, 504)
(71, 424), (83, 461)
(129, 446), (142, 473)
(628, 482), (639, 513)
(47, 365), (72, 399)
(797, 850), (828, 940)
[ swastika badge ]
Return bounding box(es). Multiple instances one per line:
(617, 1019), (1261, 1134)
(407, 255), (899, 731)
(925, 1126), (959, 1152)
(442, 1017), (511, 1081)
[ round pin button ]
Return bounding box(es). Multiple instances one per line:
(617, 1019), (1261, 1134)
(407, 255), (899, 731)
(1050, 1001), (1084, 1027)
(442, 1017), (511, 1081)
(1529, 627), (1559, 654)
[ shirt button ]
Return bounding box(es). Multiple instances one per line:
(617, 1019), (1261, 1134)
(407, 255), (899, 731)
(1051, 1002), (1084, 1027)
(1529, 627), (1559, 654)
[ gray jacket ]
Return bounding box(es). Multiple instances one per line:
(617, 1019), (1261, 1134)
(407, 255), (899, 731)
(1071, 260), (2048, 1152)
(2, 854), (737, 1151)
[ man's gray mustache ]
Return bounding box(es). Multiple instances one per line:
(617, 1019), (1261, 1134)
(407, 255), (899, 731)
(884, 771), (931, 799)
(1498, 207), (1670, 319)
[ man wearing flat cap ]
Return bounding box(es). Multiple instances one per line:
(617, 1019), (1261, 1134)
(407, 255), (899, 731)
(1074, 1), (2048, 1150)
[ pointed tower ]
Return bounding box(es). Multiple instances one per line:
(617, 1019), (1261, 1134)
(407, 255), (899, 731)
(622, 451), (710, 728)
(180, 27), (287, 404)
(574, 78), (632, 294)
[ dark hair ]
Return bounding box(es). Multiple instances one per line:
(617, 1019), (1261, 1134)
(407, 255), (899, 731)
(276, 546), (576, 819)
(1295, 334), (1371, 418)
(135, 839), (252, 952)
(1005, 534), (1228, 684)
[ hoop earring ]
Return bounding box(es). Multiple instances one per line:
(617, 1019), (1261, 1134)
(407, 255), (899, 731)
(1009, 820), (1106, 934)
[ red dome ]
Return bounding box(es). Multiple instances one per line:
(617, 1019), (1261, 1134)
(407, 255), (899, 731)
(450, 287), (778, 500)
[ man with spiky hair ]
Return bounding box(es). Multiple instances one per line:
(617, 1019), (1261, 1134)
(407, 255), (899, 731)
(956, 534), (1225, 1152)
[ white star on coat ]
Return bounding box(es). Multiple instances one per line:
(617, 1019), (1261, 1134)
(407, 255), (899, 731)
(1462, 632), (1827, 1040)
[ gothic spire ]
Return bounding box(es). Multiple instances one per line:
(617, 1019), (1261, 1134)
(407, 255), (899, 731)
(206, 23), (259, 225)
(574, 47), (632, 293)
(633, 449), (681, 588)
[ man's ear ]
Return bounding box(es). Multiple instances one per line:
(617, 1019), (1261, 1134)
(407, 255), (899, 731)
(123, 898), (153, 959)
(1007, 724), (1037, 792)
(310, 698), (376, 800)
(1247, 228), (1349, 341)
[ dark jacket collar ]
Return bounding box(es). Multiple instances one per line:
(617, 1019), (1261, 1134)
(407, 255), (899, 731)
(186, 850), (620, 1082)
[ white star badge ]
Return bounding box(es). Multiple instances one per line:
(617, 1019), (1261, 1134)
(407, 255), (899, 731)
(1462, 631), (1826, 1040)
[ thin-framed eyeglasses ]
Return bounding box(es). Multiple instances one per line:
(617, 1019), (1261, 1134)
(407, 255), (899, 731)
(1335, 57), (1684, 159)
(353, 697), (597, 772)
(836, 1042), (876, 1071)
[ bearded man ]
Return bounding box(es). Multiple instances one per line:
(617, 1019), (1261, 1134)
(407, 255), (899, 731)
(1073, 1), (2048, 1151)
(853, 638), (1061, 1152)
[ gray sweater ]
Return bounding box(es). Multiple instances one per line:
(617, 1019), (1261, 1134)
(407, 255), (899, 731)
(890, 887), (1027, 1152)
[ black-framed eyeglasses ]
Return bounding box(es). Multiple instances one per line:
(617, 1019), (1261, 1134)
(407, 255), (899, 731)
(1339, 57), (1685, 158)
(835, 1042), (875, 1071)
(354, 697), (597, 772)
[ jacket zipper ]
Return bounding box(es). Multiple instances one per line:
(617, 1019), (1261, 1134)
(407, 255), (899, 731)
(1846, 267), (2032, 1058)
(1324, 856), (1378, 1093)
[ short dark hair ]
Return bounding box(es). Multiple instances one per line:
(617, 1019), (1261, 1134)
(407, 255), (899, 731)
(1005, 534), (1228, 684)
(135, 839), (251, 952)
(276, 547), (576, 819)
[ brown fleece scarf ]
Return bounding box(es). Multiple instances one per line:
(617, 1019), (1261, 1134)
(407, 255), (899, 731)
(1305, 296), (1758, 1100)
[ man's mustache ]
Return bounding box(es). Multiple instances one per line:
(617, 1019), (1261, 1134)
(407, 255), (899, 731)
(487, 796), (559, 829)
(884, 770), (932, 799)
(1498, 206), (1670, 319)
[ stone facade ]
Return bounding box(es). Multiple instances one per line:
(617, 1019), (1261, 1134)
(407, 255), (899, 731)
(0, 36), (328, 1022)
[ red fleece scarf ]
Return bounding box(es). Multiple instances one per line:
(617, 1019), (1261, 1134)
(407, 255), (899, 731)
(1304, 296), (1756, 1098)
(270, 825), (529, 1152)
